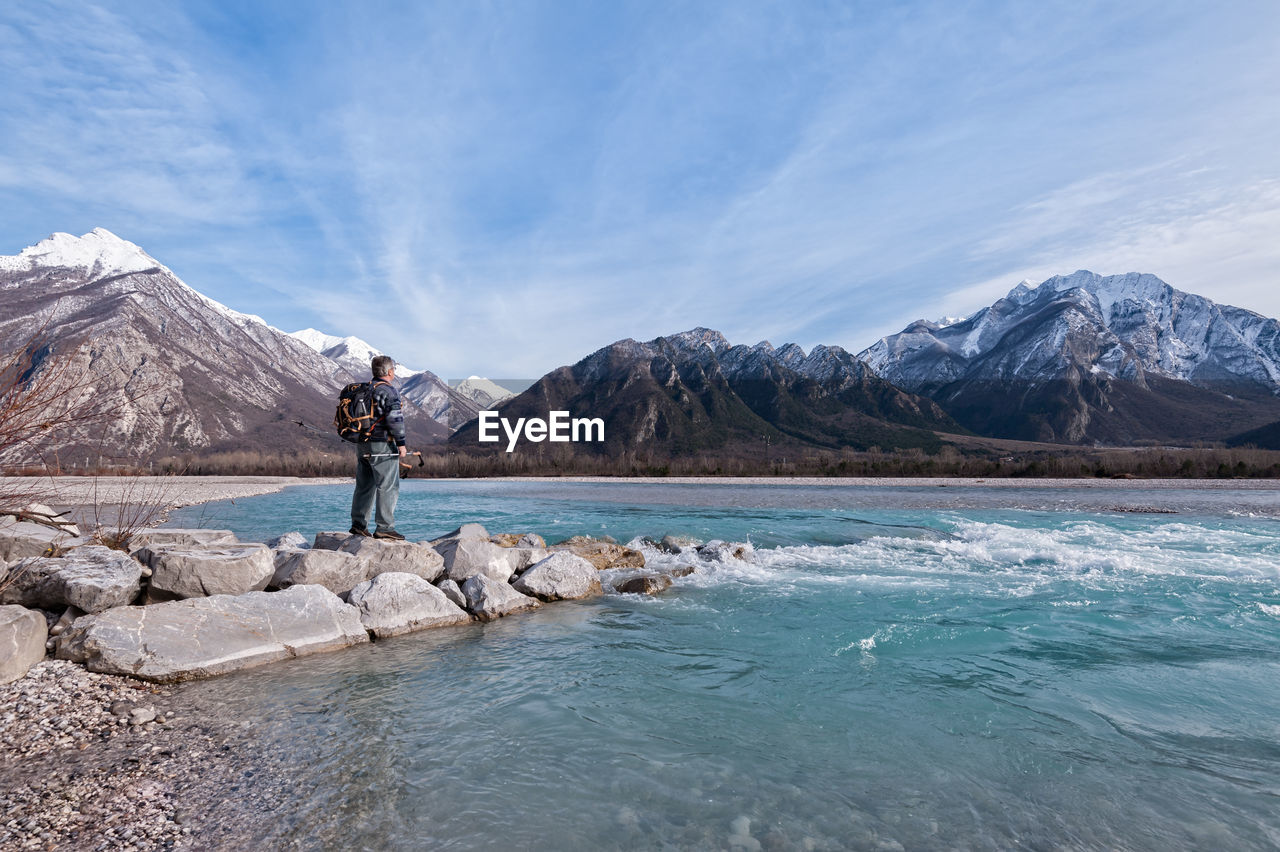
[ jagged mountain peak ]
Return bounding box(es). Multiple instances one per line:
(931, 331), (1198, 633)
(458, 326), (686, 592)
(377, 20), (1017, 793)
(662, 327), (731, 355)
(0, 227), (161, 277)
(860, 270), (1280, 444)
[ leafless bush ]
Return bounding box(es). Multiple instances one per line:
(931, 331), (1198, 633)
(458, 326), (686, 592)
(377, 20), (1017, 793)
(87, 473), (184, 551)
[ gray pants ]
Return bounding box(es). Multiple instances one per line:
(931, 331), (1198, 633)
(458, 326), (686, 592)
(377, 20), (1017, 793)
(351, 441), (400, 534)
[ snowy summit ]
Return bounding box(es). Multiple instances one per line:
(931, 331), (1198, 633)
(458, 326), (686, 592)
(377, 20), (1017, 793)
(0, 228), (163, 277)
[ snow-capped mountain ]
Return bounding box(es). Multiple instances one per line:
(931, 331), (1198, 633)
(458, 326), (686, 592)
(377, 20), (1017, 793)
(289, 328), (422, 381)
(452, 327), (957, 454)
(0, 229), (449, 459)
(860, 271), (1280, 443)
(289, 329), (483, 430)
(454, 376), (515, 409)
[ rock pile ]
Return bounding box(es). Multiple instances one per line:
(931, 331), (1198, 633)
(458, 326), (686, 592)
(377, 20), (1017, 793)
(1, 520), (747, 685)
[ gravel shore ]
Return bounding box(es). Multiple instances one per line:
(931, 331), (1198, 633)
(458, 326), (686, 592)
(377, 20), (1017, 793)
(1, 662), (297, 851)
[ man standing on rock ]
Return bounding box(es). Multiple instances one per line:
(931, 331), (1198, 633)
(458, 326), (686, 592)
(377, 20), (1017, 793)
(351, 355), (407, 541)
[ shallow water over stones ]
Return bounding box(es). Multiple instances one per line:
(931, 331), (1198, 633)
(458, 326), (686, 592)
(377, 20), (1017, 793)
(162, 481), (1280, 850)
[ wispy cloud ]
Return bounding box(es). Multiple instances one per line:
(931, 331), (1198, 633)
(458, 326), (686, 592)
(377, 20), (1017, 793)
(1, 1), (1278, 377)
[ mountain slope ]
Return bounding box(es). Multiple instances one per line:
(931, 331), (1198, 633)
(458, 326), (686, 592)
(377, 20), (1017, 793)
(860, 271), (1280, 444)
(0, 229), (447, 460)
(454, 376), (515, 409)
(452, 328), (959, 456)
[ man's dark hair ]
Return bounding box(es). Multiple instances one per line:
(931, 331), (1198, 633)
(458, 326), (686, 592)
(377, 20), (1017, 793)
(372, 355), (395, 378)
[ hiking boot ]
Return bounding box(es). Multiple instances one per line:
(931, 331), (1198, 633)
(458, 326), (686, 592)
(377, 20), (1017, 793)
(349, 525), (373, 537)
(374, 529), (406, 541)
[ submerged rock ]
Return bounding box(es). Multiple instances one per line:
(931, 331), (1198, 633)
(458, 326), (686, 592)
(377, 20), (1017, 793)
(347, 572), (472, 638)
(696, 540), (753, 561)
(271, 549), (368, 595)
(137, 543), (275, 599)
(0, 545), (143, 613)
(615, 574), (673, 596)
(459, 574), (539, 621)
(0, 604), (47, 684)
(658, 534), (700, 554)
(513, 552), (602, 601)
(338, 537), (444, 583)
(56, 585), (368, 682)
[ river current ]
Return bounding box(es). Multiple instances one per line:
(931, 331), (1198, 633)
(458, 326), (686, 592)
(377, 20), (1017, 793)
(166, 480), (1280, 850)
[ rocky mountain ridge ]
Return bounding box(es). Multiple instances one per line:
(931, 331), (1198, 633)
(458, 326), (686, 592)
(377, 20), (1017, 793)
(452, 327), (959, 456)
(859, 270), (1280, 443)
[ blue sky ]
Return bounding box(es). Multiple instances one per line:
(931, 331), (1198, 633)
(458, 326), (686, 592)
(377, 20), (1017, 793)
(2, 1), (1278, 378)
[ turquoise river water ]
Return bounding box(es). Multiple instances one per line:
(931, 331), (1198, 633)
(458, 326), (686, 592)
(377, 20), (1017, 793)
(166, 481), (1280, 851)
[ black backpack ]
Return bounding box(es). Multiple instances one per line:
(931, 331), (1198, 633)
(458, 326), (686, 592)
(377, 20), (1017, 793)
(334, 381), (384, 443)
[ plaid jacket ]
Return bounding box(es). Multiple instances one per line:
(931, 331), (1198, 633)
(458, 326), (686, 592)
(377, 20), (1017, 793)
(369, 380), (406, 447)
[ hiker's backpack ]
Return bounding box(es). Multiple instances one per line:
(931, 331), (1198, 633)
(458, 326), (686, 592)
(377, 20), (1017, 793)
(334, 381), (382, 443)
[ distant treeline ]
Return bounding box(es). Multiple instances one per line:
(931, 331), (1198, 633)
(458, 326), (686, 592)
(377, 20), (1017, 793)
(8, 444), (1280, 479)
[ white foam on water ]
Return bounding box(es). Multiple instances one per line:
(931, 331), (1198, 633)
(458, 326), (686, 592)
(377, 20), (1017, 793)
(633, 517), (1280, 601)
(1256, 603), (1280, 617)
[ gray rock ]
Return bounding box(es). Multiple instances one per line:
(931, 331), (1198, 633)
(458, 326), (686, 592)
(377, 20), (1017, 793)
(347, 572), (472, 638)
(658, 534), (700, 554)
(126, 528), (238, 549)
(696, 540), (753, 561)
(56, 585), (369, 682)
(549, 538), (645, 570)
(137, 543), (274, 599)
(338, 537), (444, 583)
(490, 532), (549, 549)
(267, 531), (310, 550)
(0, 519), (72, 561)
(48, 605), (85, 637)
(459, 574), (539, 621)
(312, 531), (353, 551)
(513, 552), (603, 601)
(0, 546), (143, 613)
(433, 537), (526, 584)
(616, 574), (673, 595)
(0, 604), (47, 684)
(435, 578), (467, 609)
(129, 707), (157, 726)
(429, 523), (490, 545)
(271, 549), (369, 595)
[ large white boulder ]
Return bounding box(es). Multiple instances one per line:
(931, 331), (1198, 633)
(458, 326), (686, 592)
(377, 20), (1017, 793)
(513, 552), (603, 601)
(55, 585), (368, 682)
(436, 538), (545, 584)
(136, 543), (275, 599)
(0, 519), (72, 561)
(0, 604), (47, 684)
(459, 574), (539, 621)
(429, 523), (490, 546)
(271, 549), (369, 595)
(0, 545), (143, 612)
(347, 572), (472, 638)
(338, 537), (444, 583)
